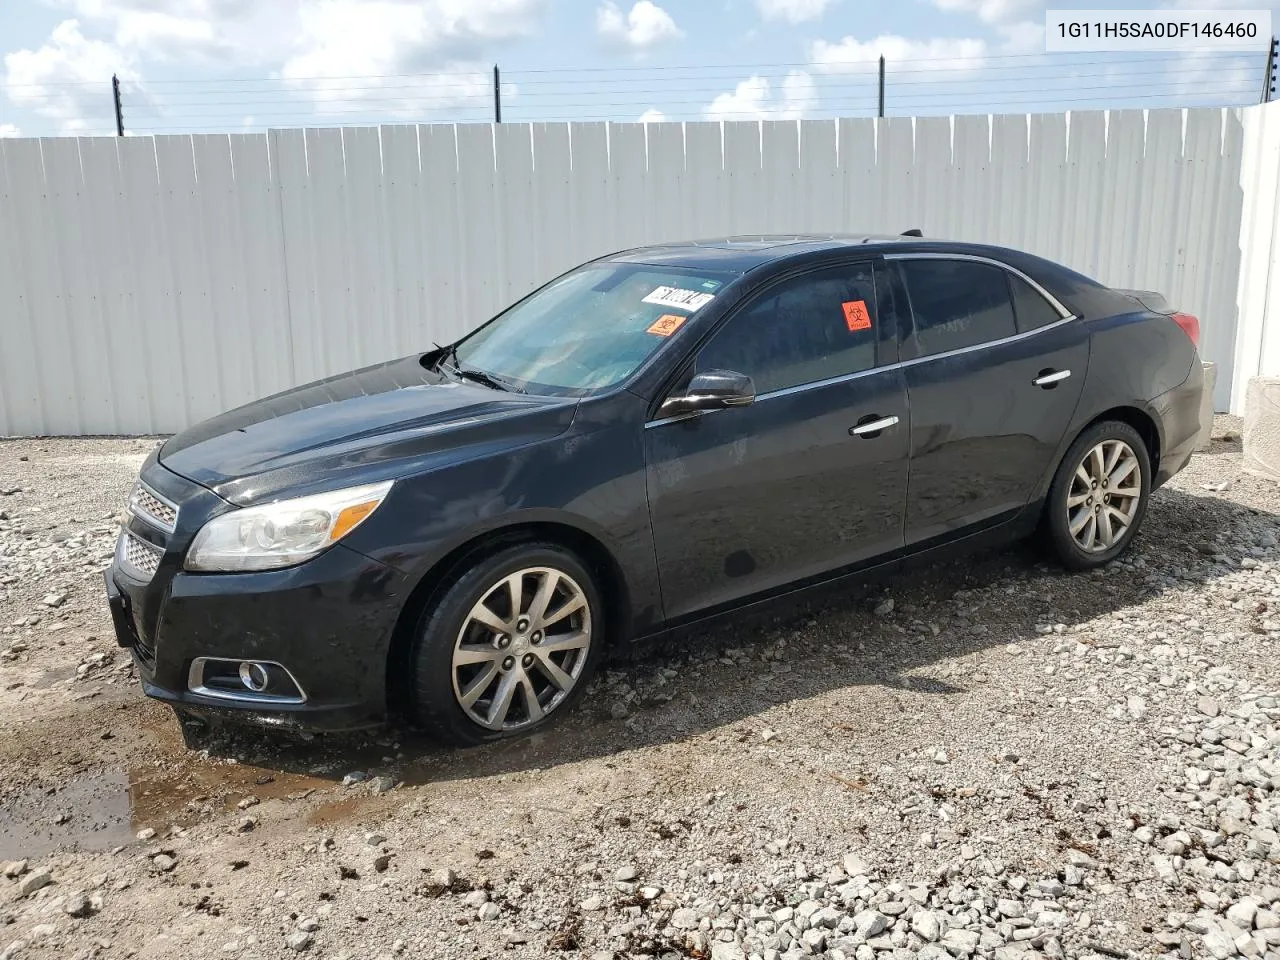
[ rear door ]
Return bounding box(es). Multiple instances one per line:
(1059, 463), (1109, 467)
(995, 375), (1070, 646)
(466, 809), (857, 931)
(644, 260), (910, 620)
(891, 255), (1090, 546)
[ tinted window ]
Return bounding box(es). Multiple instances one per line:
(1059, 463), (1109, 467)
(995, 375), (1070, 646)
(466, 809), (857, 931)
(899, 260), (1017, 357)
(696, 263), (879, 394)
(1010, 274), (1064, 332)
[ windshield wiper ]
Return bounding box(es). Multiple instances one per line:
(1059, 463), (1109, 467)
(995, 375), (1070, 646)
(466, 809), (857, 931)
(452, 367), (510, 392)
(432, 342), (522, 393)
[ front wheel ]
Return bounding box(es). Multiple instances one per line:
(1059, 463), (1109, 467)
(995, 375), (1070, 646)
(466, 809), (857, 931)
(1044, 420), (1152, 570)
(410, 543), (605, 746)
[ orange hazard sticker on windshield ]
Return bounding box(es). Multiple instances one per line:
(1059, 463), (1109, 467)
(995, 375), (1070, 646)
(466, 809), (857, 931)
(647, 314), (687, 337)
(842, 300), (872, 332)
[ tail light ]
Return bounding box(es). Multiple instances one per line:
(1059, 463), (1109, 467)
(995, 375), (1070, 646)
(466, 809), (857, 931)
(1171, 312), (1200, 349)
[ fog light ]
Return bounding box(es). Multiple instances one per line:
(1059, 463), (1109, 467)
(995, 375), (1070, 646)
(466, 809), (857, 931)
(188, 657), (307, 704)
(238, 661), (270, 693)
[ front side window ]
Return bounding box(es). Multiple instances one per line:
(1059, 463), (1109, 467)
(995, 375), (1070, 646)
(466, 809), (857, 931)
(899, 259), (1017, 357)
(454, 263), (734, 395)
(695, 263), (880, 395)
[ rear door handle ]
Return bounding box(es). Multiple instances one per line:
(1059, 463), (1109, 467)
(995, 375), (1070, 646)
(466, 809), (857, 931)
(1033, 369), (1072, 388)
(850, 415), (900, 437)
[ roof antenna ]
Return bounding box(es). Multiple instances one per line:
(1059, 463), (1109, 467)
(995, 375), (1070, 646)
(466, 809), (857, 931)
(901, 228), (923, 237)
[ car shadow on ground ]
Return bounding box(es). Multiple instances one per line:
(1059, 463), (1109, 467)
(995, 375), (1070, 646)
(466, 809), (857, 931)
(187, 444), (1271, 789)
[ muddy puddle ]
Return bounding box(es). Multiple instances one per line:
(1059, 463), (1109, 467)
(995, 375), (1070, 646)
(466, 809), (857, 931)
(0, 706), (629, 860)
(0, 762), (330, 860)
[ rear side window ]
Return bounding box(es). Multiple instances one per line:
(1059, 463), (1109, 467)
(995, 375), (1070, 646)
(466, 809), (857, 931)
(1010, 274), (1065, 332)
(899, 260), (1017, 357)
(696, 263), (879, 395)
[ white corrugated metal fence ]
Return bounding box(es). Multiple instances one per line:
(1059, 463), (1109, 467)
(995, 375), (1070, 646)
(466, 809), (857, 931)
(0, 104), (1271, 435)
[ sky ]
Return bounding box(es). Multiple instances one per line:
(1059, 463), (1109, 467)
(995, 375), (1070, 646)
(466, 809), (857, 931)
(0, 0), (1275, 137)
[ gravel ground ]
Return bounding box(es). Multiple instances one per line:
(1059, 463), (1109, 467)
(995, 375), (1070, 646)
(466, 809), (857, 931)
(0, 416), (1277, 960)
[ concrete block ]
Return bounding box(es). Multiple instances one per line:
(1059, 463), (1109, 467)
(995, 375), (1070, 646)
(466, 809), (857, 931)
(1196, 362), (1217, 452)
(1244, 377), (1280, 481)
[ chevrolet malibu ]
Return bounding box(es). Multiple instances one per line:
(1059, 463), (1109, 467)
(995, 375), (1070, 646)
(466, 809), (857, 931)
(106, 236), (1204, 744)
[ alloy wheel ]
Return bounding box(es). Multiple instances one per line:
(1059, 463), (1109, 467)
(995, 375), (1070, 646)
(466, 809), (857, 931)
(451, 566), (592, 731)
(1066, 439), (1142, 553)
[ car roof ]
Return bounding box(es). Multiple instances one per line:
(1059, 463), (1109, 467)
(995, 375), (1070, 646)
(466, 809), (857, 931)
(605, 234), (1004, 274)
(604, 234), (1132, 326)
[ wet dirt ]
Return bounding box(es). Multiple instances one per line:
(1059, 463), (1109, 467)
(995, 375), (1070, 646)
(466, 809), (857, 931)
(0, 760), (333, 860)
(0, 772), (132, 860)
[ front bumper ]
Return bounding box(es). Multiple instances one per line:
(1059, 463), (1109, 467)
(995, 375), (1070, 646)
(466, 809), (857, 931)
(106, 460), (411, 731)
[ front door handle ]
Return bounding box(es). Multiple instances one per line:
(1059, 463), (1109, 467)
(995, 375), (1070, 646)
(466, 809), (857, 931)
(1034, 369), (1072, 388)
(850, 415), (900, 438)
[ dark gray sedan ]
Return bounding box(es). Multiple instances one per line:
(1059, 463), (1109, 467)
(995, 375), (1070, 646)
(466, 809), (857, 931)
(106, 235), (1204, 744)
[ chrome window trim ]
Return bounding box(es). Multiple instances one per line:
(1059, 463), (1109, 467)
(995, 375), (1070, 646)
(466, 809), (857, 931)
(756, 363), (890, 402)
(883, 251), (1075, 321)
(645, 313), (1075, 428)
(187, 656), (308, 705)
(895, 313), (1077, 368)
(645, 253), (1079, 429)
(128, 481), (180, 533)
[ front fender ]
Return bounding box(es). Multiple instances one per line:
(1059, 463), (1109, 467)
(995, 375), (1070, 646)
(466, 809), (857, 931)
(342, 408), (663, 636)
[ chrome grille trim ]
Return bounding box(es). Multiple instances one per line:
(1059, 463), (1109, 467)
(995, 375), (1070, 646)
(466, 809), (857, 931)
(128, 482), (179, 533)
(116, 529), (163, 582)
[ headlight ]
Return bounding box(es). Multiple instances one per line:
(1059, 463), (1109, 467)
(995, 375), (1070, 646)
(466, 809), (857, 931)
(185, 481), (393, 572)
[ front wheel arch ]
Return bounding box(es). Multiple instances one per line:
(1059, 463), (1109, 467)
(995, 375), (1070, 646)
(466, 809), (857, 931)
(383, 521), (631, 721)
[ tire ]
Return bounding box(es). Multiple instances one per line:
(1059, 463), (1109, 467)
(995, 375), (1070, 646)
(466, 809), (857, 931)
(1044, 419), (1152, 571)
(409, 543), (606, 746)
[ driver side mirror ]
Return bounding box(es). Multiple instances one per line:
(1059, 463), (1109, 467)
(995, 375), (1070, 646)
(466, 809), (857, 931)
(660, 369), (756, 417)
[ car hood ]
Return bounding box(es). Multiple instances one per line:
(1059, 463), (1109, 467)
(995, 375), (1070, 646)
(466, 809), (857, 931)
(159, 354), (578, 505)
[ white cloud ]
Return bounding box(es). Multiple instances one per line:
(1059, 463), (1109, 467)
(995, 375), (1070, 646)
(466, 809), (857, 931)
(285, 0), (543, 76)
(638, 107), (666, 122)
(933, 0), (1043, 24)
(704, 70), (815, 120)
(64, 0), (287, 62)
(281, 0), (541, 116)
(811, 34), (988, 74)
(58, 0), (545, 68)
(3, 20), (139, 134)
(706, 76), (769, 119)
(597, 1), (682, 50)
(0, 124), (20, 137)
(781, 70), (816, 109)
(998, 20), (1043, 53)
(755, 0), (832, 23)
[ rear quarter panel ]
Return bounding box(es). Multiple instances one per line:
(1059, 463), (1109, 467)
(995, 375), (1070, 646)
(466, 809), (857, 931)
(1031, 310), (1198, 500)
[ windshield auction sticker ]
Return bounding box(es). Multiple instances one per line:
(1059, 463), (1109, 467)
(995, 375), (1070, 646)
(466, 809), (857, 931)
(643, 286), (715, 312)
(1046, 9), (1270, 50)
(647, 314), (688, 337)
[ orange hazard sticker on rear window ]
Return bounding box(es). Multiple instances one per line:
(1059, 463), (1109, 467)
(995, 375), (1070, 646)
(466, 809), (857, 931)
(647, 314), (687, 337)
(842, 300), (872, 332)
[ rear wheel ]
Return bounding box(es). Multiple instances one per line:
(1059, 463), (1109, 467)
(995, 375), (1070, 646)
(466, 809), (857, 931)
(1044, 420), (1151, 570)
(410, 543), (604, 746)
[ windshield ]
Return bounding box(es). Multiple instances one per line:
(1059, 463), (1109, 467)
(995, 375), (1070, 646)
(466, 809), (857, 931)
(452, 263), (734, 395)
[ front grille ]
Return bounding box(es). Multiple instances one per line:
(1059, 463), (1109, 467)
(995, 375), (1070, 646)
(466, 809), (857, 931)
(128, 483), (178, 532)
(117, 530), (163, 582)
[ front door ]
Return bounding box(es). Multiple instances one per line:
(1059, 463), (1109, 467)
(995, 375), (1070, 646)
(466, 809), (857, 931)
(644, 261), (911, 621)
(892, 256), (1090, 546)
